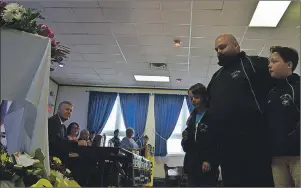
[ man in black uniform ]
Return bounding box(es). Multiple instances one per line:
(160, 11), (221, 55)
(207, 34), (274, 186)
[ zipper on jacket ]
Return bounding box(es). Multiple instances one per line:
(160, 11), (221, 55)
(285, 78), (300, 112)
(240, 59), (263, 114)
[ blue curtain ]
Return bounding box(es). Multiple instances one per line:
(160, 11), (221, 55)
(154, 94), (184, 156)
(185, 95), (194, 113)
(0, 100), (8, 124)
(87, 92), (117, 134)
(119, 93), (150, 138)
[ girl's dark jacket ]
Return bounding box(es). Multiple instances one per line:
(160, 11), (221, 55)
(181, 109), (219, 174)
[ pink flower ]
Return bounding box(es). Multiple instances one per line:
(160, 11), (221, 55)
(38, 24), (54, 39)
(51, 38), (60, 46)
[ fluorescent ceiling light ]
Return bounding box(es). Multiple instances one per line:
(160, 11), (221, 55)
(134, 75), (170, 82)
(249, 1), (291, 27)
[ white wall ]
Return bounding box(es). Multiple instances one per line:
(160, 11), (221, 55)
(55, 85), (187, 177)
(49, 79), (59, 117)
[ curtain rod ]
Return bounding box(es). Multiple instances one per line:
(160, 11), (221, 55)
(85, 90), (187, 95)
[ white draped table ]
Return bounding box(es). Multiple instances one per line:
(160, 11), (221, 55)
(0, 29), (51, 175)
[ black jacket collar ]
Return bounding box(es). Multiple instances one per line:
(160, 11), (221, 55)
(218, 51), (247, 67)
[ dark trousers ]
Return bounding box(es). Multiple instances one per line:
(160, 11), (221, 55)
(187, 166), (218, 187)
(219, 136), (274, 187)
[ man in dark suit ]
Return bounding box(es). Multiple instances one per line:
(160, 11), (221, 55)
(48, 101), (73, 163)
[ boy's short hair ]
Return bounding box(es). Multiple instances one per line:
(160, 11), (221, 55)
(270, 46), (299, 71)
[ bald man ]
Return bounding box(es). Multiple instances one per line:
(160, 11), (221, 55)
(207, 34), (274, 186)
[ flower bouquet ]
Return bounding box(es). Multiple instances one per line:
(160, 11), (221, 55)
(49, 156), (80, 187)
(0, 1), (70, 71)
(0, 143), (46, 187)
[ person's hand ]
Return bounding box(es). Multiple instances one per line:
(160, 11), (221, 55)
(202, 161), (211, 172)
(182, 130), (188, 140)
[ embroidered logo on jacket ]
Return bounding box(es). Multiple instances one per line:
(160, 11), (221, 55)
(280, 94), (293, 106)
(231, 70), (241, 79)
(199, 123), (208, 132)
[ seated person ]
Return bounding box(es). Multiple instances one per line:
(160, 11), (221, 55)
(120, 128), (139, 150)
(66, 122), (79, 142)
(92, 135), (102, 147)
(140, 135), (149, 156)
(108, 129), (121, 147)
(89, 131), (96, 144)
(78, 130), (90, 146)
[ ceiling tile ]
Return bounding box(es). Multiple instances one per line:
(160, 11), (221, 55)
(66, 61), (113, 69)
(123, 54), (146, 63)
(139, 36), (168, 46)
(73, 8), (106, 22)
(97, 1), (132, 8)
(192, 10), (222, 25)
(84, 54), (124, 62)
(136, 24), (163, 35)
(167, 63), (189, 71)
(75, 45), (120, 54)
(67, 53), (85, 61)
(58, 23), (111, 34)
(114, 62), (150, 71)
(40, 1), (100, 8)
(115, 35), (140, 45)
(244, 28), (299, 40)
(110, 23), (137, 35)
(190, 47), (215, 57)
(166, 56), (188, 64)
(162, 10), (191, 24)
(166, 47), (189, 56)
(240, 39), (266, 51)
(191, 38), (215, 48)
(55, 67), (96, 74)
(131, 1), (160, 9)
(20, 2), (43, 9)
(120, 45), (144, 55)
(163, 24), (190, 37)
(66, 73), (101, 80)
(140, 46), (166, 55)
(43, 8), (76, 22)
(145, 55), (167, 63)
(161, 0), (191, 10)
(192, 25), (247, 38)
(132, 9), (162, 23)
(60, 35), (116, 45)
(93, 68), (117, 75)
(222, 0), (258, 10)
(189, 63), (209, 77)
(193, 1), (223, 10)
(190, 57), (212, 65)
(278, 11), (300, 28)
(102, 8), (132, 23)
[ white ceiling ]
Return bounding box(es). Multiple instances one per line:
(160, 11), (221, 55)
(19, 0), (300, 89)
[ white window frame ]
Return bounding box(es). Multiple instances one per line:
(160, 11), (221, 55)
(101, 94), (126, 146)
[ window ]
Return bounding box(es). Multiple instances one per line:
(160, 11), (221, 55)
(167, 98), (190, 155)
(101, 95), (126, 146)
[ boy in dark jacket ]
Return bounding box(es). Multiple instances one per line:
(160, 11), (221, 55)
(181, 83), (219, 187)
(267, 46), (300, 187)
